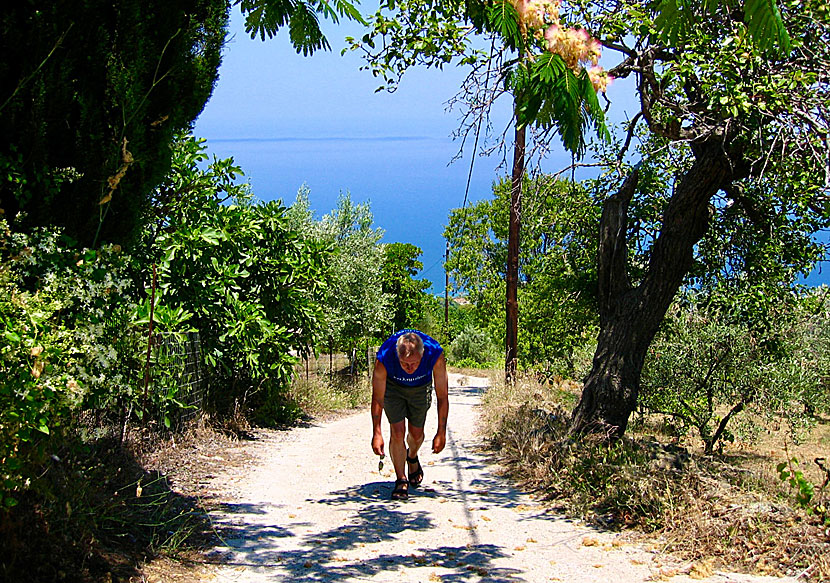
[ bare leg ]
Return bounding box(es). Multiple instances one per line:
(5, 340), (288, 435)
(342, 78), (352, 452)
(388, 420), (408, 481)
(406, 424), (425, 460)
(406, 424), (425, 482)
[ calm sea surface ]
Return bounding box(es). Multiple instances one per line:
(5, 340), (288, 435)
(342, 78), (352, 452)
(201, 135), (514, 291)
(201, 136), (830, 291)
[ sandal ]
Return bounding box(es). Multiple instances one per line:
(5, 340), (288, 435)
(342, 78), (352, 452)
(391, 478), (409, 500)
(406, 453), (424, 487)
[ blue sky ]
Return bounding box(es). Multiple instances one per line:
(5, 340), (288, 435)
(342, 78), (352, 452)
(194, 8), (512, 142)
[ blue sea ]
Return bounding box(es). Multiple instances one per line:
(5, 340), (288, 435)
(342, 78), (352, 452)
(199, 134), (830, 292)
(199, 135), (520, 292)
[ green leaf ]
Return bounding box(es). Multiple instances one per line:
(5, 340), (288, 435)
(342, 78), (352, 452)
(199, 228), (224, 245)
(487, 1), (521, 51)
(654, 0), (689, 45)
(3, 330), (21, 343)
(744, 0), (791, 54)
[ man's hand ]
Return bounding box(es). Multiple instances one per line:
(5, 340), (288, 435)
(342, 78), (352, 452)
(432, 430), (446, 454)
(372, 433), (385, 457)
(371, 360), (387, 457)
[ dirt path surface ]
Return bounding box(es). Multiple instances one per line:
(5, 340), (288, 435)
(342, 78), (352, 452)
(201, 374), (795, 583)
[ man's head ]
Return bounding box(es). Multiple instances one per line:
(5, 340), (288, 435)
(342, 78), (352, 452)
(396, 332), (424, 375)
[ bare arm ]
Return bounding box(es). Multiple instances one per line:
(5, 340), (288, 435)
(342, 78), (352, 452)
(371, 360), (387, 456)
(432, 353), (449, 454)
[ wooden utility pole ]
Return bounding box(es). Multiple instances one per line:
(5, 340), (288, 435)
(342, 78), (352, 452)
(506, 117), (525, 385)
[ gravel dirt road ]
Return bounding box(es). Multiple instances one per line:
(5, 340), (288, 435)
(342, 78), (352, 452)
(201, 373), (796, 583)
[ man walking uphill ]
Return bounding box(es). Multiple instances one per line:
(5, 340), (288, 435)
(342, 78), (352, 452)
(371, 329), (449, 500)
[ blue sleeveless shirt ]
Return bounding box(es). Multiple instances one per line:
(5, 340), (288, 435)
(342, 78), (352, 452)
(377, 329), (443, 387)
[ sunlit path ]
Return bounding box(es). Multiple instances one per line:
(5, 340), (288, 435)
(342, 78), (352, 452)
(201, 374), (795, 583)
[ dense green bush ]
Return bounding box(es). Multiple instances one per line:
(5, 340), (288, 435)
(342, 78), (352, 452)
(447, 325), (500, 366)
(0, 135), (341, 504)
(0, 219), (138, 507)
(141, 136), (331, 424)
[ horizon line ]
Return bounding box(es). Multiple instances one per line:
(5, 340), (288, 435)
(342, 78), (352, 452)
(204, 135), (441, 144)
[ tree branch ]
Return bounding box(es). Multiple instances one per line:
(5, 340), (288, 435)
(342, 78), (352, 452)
(709, 401), (745, 451)
(597, 168), (639, 311)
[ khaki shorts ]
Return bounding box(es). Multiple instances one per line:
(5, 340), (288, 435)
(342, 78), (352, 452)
(383, 379), (432, 427)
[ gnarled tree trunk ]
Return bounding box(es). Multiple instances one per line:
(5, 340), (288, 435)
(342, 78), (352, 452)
(571, 144), (741, 438)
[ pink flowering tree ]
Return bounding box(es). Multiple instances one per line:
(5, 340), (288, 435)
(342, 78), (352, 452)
(476, 0), (610, 154)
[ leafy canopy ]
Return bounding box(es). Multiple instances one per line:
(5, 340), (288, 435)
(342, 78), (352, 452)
(239, 0), (366, 55)
(346, 0), (609, 156)
(445, 174), (599, 374)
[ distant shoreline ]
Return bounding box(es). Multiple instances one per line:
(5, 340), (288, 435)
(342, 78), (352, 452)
(206, 136), (437, 143)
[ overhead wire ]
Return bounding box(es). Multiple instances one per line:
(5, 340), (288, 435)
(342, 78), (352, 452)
(444, 38), (497, 295)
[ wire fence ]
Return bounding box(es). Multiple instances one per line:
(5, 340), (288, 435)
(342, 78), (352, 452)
(146, 331), (206, 429)
(294, 347), (378, 381)
(144, 333), (380, 428)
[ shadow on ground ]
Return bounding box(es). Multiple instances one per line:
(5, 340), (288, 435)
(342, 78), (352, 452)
(200, 376), (580, 582)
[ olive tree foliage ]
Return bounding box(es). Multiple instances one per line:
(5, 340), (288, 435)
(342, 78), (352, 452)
(633, 133), (830, 453)
(445, 174), (600, 376)
(446, 325), (501, 367)
(641, 299), (824, 454)
(563, 0), (830, 438)
(409, 292), (478, 348)
(286, 188), (392, 354)
(798, 290), (830, 418)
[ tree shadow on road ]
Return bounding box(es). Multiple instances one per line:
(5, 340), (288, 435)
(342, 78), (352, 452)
(207, 477), (527, 581)
(210, 539), (519, 582)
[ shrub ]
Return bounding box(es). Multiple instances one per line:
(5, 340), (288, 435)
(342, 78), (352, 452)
(0, 217), (198, 506)
(0, 219), (139, 506)
(447, 325), (500, 366)
(141, 136), (331, 422)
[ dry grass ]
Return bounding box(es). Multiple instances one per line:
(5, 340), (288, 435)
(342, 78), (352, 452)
(288, 375), (371, 417)
(0, 423), (220, 583)
(479, 374), (830, 581)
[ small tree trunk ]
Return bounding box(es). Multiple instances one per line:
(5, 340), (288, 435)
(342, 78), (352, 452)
(571, 145), (739, 438)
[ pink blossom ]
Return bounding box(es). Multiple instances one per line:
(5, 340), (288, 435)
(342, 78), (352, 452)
(588, 66), (611, 93)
